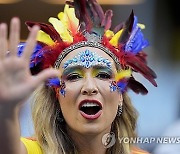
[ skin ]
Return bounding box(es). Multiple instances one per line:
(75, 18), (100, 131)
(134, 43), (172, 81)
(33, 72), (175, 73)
(0, 18), (122, 154)
(58, 47), (123, 153)
(0, 18), (59, 154)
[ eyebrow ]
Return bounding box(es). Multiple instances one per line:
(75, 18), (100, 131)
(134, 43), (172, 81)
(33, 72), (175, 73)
(62, 65), (84, 76)
(93, 65), (113, 74)
(62, 65), (114, 76)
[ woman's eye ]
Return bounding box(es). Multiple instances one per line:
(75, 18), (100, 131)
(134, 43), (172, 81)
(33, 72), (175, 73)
(96, 73), (111, 79)
(66, 74), (82, 81)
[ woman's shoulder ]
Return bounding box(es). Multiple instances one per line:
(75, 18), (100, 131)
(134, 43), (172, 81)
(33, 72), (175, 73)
(131, 146), (150, 154)
(21, 137), (43, 154)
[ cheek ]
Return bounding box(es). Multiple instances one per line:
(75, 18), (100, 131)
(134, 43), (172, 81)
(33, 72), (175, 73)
(65, 81), (82, 98)
(98, 80), (119, 113)
(58, 81), (82, 117)
(99, 80), (120, 100)
(59, 81), (82, 100)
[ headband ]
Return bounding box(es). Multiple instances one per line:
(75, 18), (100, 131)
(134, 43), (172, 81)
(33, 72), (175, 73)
(18, 0), (157, 95)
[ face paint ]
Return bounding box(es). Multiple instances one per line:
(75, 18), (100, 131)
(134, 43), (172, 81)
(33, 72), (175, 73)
(63, 49), (112, 69)
(46, 77), (66, 97)
(59, 80), (66, 97)
(92, 66), (113, 80)
(62, 66), (85, 82)
(110, 69), (132, 93)
(110, 81), (118, 92)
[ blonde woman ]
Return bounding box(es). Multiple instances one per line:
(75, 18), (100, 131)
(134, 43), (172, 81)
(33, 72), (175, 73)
(0, 0), (157, 153)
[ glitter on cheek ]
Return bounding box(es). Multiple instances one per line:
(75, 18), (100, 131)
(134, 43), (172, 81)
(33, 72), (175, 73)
(59, 80), (66, 97)
(60, 68), (86, 96)
(109, 81), (118, 92)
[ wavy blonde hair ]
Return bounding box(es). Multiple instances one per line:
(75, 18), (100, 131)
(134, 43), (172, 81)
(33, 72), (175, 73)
(32, 84), (138, 154)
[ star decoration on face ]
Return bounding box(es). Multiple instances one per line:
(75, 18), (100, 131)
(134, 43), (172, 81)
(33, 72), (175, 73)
(59, 80), (66, 97)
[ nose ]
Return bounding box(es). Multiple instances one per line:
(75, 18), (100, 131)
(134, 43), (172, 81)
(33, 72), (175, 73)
(81, 75), (98, 96)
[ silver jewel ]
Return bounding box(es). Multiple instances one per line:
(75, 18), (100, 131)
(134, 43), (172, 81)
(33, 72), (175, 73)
(117, 104), (123, 116)
(63, 49), (112, 69)
(54, 41), (121, 69)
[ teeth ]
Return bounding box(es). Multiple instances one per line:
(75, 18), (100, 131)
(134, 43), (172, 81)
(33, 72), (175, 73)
(82, 102), (99, 107)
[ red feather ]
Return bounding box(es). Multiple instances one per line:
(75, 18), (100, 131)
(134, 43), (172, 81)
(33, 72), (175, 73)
(72, 0), (105, 33)
(136, 51), (148, 64)
(92, 0), (105, 24)
(102, 10), (113, 31)
(118, 10), (134, 44)
(42, 43), (69, 70)
(123, 54), (157, 86)
(25, 21), (62, 42)
(127, 77), (148, 95)
(73, 0), (92, 31)
(102, 37), (157, 87)
(113, 22), (124, 34)
(42, 33), (86, 70)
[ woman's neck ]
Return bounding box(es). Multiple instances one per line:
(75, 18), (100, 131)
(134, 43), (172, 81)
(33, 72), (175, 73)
(76, 134), (106, 154)
(67, 127), (111, 154)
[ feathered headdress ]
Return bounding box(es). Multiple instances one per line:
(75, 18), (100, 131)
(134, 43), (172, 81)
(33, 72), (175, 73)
(18, 0), (157, 95)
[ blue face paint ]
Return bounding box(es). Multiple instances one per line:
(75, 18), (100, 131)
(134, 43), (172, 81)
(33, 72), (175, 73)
(63, 49), (112, 69)
(110, 81), (118, 92)
(59, 80), (66, 97)
(109, 80), (128, 93)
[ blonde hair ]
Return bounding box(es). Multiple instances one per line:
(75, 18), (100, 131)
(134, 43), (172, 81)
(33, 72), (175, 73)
(32, 84), (138, 154)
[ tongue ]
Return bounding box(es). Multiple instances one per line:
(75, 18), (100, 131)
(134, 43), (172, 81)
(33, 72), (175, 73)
(81, 107), (100, 115)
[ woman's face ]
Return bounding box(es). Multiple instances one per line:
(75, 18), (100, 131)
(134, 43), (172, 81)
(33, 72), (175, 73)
(58, 47), (122, 135)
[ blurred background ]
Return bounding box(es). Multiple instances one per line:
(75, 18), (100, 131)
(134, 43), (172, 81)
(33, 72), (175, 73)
(0, 0), (180, 153)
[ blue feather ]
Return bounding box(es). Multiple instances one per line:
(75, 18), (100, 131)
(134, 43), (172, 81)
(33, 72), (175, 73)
(47, 77), (60, 87)
(124, 16), (149, 54)
(17, 43), (43, 68)
(117, 81), (127, 92)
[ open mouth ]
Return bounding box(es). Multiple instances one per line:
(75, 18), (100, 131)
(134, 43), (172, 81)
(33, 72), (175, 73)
(80, 102), (102, 115)
(79, 100), (103, 120)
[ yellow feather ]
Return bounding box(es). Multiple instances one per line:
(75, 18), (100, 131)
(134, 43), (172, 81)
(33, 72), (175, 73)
(115, 69), (132, 81)
(105, 30), (114, 39)
(58, 12), (64, 21)
(58, 5), (79, 35)
(48, 17), (73, 43)
(109, 29), (123, 47)
(37, 30), (55, 46)
(137, 23), (145, 29)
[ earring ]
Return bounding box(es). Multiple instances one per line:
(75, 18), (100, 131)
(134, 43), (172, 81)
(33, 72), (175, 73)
(56, 109), (64, 123)
(117, 104), (123, 116)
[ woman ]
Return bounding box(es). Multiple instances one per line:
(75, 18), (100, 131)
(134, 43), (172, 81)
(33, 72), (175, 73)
(0, 0), (157, 153)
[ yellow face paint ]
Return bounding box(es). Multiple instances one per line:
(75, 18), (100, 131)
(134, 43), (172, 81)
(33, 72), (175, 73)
(92, 66), (113, 80)
(62, 66), (85, 81)
(115, 69), (132, 81)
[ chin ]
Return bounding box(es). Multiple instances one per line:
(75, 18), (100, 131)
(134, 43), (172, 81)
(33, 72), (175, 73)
(76, 122), (110, 136)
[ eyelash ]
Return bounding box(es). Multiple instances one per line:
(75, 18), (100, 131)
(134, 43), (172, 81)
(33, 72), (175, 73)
(96, 72), (111, 79)
(66, 72), (112, 81)
(66, 73), (82, 81)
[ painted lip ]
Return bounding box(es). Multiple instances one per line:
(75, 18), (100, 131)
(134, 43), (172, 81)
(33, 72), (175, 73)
(79, 99), (103, 120)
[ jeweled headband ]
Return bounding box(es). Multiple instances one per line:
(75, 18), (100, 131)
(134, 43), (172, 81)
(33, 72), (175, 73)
(54, 41), (121, 69)
(18, 0), (157, 95)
